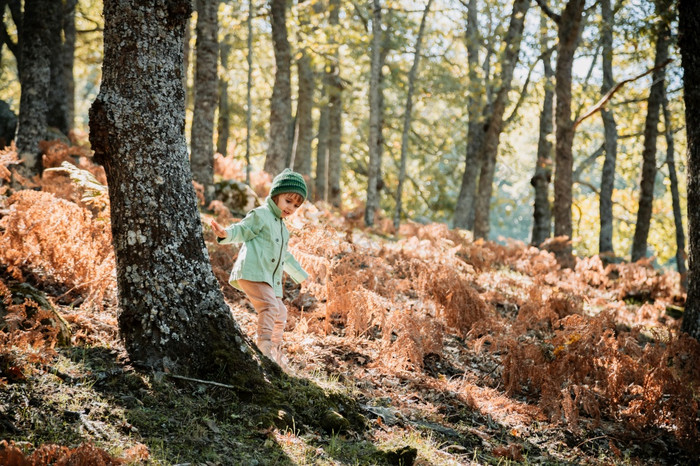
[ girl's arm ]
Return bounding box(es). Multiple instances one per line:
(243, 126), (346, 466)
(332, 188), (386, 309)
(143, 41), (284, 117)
(214, 210), (263, 244)
(283, 250), (309, 284)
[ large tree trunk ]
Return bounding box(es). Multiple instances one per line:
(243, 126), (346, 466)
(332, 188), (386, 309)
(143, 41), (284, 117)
(679, 0), (700, 340)
(217, 37), (231, 156)
(394, 0), (433, 230)
(530, 11), (554, 246)
(15, 0), (57, 175)
(292, 0), (315, 181)
(190, 0), (219, 204)
(453, 0), (484, 230)
(89, 0), (264, 385)
(264, 0), (293, 175)
(472, 0), (530, 240)
(365, 0), (383, 226)
(552, 0), (585, 267)
(598, 0), (618, 255)
(631, 5), (671, 262)
(663, 90), (687, 288)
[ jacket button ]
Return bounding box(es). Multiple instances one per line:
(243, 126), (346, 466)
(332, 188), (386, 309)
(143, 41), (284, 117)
(277, 281), (280, 285)
(271, 258), (276, 262)
(276, 238), (279, 242)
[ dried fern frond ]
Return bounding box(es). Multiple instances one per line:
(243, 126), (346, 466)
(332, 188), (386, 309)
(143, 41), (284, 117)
(44, 161), (109, 214)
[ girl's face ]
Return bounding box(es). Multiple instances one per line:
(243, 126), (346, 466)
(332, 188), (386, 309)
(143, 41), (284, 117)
(275, 193), (303, 218)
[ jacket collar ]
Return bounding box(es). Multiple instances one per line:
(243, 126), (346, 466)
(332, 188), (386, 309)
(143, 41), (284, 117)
(266, 196), (283, 219)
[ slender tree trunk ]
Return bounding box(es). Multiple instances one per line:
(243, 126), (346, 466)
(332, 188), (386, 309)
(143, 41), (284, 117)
(531, 11), (554, 246)
(327, 0), (343, 208)
(394, 0), (433, 230)
(88, 0), (265, 383)
(47, 1), (69, 136)
(265, 0), (293, 175)
(217, 38), (231, 156)
(293, 53), (314, 179)
(245, 0), (253, 185)
(598, 0), (618, 255)
(293, 0), (316, 181)
(190, 0), (219, 203)
(315, 100), (329, 202)
(679, 0), (700, 340)
(631, 8), (671, 262)
(552, 0), (586, 267)
(62, 0), (77, 133)
(365, 0), (383, 226)
(663, 90), (687, 288)
(472, 0), (530, 240)
(454, 0), (484, 230)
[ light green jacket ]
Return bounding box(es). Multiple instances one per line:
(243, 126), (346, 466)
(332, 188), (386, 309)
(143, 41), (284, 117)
(217, 196), (308, 297)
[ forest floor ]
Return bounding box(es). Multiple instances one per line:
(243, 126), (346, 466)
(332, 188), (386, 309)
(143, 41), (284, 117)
(1, 147), (699, 465)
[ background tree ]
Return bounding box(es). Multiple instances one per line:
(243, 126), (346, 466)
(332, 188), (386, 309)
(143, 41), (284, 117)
(662, 88), (687, 287)
(190, 0), (219, 203)
(292, 0), (315, 181)
(472, 0), (530, 240)
(541, 0), (586, 267)
(530, 10), (554, 246)
(394, 0), (433, 230)
(326, 0), (343, 208)
(15, 0), (59, 176)
(679, 0), (700, 340)
(598, 0), (618, 255)
(365, 0), (383, 226)
(265, 0), (293, 175)
(217, 34), (231, 157)
(453, 0), (484, 231)
(631, 0), (672, 262)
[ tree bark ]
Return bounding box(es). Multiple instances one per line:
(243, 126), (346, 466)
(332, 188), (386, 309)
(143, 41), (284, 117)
(662, 90), (687, 288)
(454, 0), (484, 230)
(46, 0), (70, 136)
(552, 0), (585, 267)
(530, 11), (554, 246)
(190, 0), (219, 204)
(62, 0), (77, 132)
(631, 4), (671, 262)
(315, 99), (329, 202)
(394, 0), (433, 230)
(15, 0), (57, 175)
(217, 37), (231, 156)
(472, 0), (530, 240)
(679, 0), (700, 340)
(327, 0), (343, 208)
(89, 0), (266, 385)
(245, 0), (253, 185)
(365, 0), (383, 226)
(292, 0), (315, 182)
(264, 0), (293, 175)
(598, 0), (618, 255)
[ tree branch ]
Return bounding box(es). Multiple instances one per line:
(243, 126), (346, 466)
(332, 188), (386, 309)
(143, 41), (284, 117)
(572, 143), (604, 181)
(574, 58), (673, 129)
(534, 0), (561, 24)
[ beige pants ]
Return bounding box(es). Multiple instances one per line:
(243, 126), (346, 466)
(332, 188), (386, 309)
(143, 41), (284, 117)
(237, 279), (287, 364)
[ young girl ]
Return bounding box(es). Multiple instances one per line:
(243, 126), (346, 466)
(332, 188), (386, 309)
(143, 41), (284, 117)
(211, 169), (309, 367)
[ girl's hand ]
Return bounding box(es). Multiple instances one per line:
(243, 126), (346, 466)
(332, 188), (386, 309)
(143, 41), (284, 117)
(211, 220), (227, 239)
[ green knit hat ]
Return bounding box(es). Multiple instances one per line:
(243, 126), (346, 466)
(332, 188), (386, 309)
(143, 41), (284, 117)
(269, 168), (308, 200)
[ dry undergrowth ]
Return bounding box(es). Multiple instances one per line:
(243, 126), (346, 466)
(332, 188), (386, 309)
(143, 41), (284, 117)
(1, 144), (699, 463)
